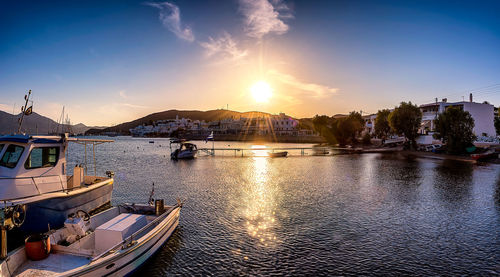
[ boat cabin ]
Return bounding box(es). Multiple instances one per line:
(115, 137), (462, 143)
(0, 135), (112, 203)
(179, 142), (197, 152)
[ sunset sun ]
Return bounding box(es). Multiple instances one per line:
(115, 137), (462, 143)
(250, 81), (273, 103)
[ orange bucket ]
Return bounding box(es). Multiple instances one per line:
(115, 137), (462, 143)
(25, 234), (51, 261)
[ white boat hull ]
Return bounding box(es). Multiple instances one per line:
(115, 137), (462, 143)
(76, 207), (180, 277)
(2, 204), (181, 277)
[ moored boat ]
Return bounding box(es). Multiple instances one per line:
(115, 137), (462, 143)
(268, 151), (288, 157)
(0, 200), (182, 276)
(171, 142), (197, 160)
(471, 148), (497, 161)
(312, 144), (330, 155)
(0, 134), (114, 233)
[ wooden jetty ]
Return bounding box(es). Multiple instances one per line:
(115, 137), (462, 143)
(197, 146), (402, 157)
(198, 147), (314, 157)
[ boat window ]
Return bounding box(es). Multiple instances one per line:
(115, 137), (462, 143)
(0, 145), (25, 168)
(25, 147), (59, 169)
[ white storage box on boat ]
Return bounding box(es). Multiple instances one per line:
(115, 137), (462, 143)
(95, 213), (147, 253)
(64, 217), (90, 237)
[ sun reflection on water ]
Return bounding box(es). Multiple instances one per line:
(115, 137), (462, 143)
(251, 144), (269, 157)
(243, 155), (280, 247)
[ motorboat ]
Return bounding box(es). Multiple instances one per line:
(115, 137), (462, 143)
(0, 134), (114, 234)
(171, 142), (197, 160)
(0, 200), (182, 276)
(268, 151), (288, 157)
(312, 144), (329, 155)
(471, 148), (497, 161)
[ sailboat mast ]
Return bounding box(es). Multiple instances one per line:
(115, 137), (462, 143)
(17, 90), (31, 134)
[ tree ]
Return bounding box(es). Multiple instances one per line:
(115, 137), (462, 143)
(362, 133), (372, 145)
(495, 116), (500, 136)
(312, 115), (331, 135)
(434, 107), (475, 154)
(346, 111), (365, 143)
(388, 102), (422, 149)
(312, 115), (336, 144)
(331, 112), (364, 146)
(374, 109), (391, 139)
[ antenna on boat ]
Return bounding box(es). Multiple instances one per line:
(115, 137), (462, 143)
(17, 90), (33, 134)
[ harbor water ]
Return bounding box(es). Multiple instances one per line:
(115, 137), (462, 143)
(67, 137), (500, 276)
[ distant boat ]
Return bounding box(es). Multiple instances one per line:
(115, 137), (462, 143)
(1, 200), (182, 276)
(269, 151), (288, 157)
(471, 148), (497, 161)
(171, 142), (197, 159)
(149, 141), (154, 143)
(0, 135), (114, 233)
(312, 144), (329, 155)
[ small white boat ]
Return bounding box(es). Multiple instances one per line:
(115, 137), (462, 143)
(268, 151), (288, 157)
(171, 142), (197, 160)
(0, 200), (181, 276)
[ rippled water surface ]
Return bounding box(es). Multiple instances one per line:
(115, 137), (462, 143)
(67, 137), (500, 276)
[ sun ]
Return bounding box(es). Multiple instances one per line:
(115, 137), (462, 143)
(250, 81), (273, 103)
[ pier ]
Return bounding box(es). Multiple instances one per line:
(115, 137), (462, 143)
(198, 147), (316, 156)
(196, 146), (398, 157)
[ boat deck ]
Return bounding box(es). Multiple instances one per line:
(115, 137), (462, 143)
(15, 253), (89, 276)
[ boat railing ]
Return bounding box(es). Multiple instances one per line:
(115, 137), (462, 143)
(0, 176), (112, 205)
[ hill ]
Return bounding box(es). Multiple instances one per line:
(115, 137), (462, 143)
(0, 110), (103, 135)
(85, 109), (289, 135)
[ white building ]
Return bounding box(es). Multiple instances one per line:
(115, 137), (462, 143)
(419, 97), (495, 137)
(363, 114), (377, 135)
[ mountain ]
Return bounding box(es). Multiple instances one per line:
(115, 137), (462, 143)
(85, 109), (290, 135)
(0, 111), (104, 135)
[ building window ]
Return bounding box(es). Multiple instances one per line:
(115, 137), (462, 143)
(0, 145), (25, 168)
(25, 147), (59, 169)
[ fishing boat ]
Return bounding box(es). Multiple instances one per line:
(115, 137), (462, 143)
(471, 148), (497, 161)
(0, 200), (182, 276)
(0, 134), (114, 233)
(171, 142), (197, 160)
(268, 151), (288, 157)
(312, 144), (329, 155)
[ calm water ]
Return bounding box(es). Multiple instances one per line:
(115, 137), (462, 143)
(67, 137), (500, 276)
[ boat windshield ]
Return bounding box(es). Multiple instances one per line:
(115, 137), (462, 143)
(0, 144), (25, 168)
(0, 144), (4, 153)
(24, 147), (59, 169)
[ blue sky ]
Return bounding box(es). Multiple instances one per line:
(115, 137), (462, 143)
(1, 0), (499, 125)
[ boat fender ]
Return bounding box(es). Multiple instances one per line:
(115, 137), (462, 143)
(25, 234), (51, 261)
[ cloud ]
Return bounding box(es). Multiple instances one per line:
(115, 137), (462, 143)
(199, 32), (248, 61)
(120, 103), (149, 109)
(239, 0), (292, 38)
(0, 103), (13, 114)
(269, 69), (338, 98)
(119, 90), (128, 99)
(145, 2), (195, 42)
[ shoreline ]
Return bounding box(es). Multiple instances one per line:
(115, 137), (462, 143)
(138, 134), (326, 143)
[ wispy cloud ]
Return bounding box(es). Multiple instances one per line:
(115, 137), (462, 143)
(269, 69), (338, 98)
(145, 1), (195, 42)
(239, 0), (292, 38)
(119, 90), (128, 99)
(120, 103), (149, 109)
(0, 103), (13, 114)
(199, 32), (248, 61)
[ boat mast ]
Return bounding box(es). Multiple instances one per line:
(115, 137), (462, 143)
(17, 90), (32, 134)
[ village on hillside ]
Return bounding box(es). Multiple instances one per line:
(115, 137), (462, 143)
(123, 94), (499, 147)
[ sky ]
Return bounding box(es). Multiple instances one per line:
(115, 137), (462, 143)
(1, 0), (500, 126)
